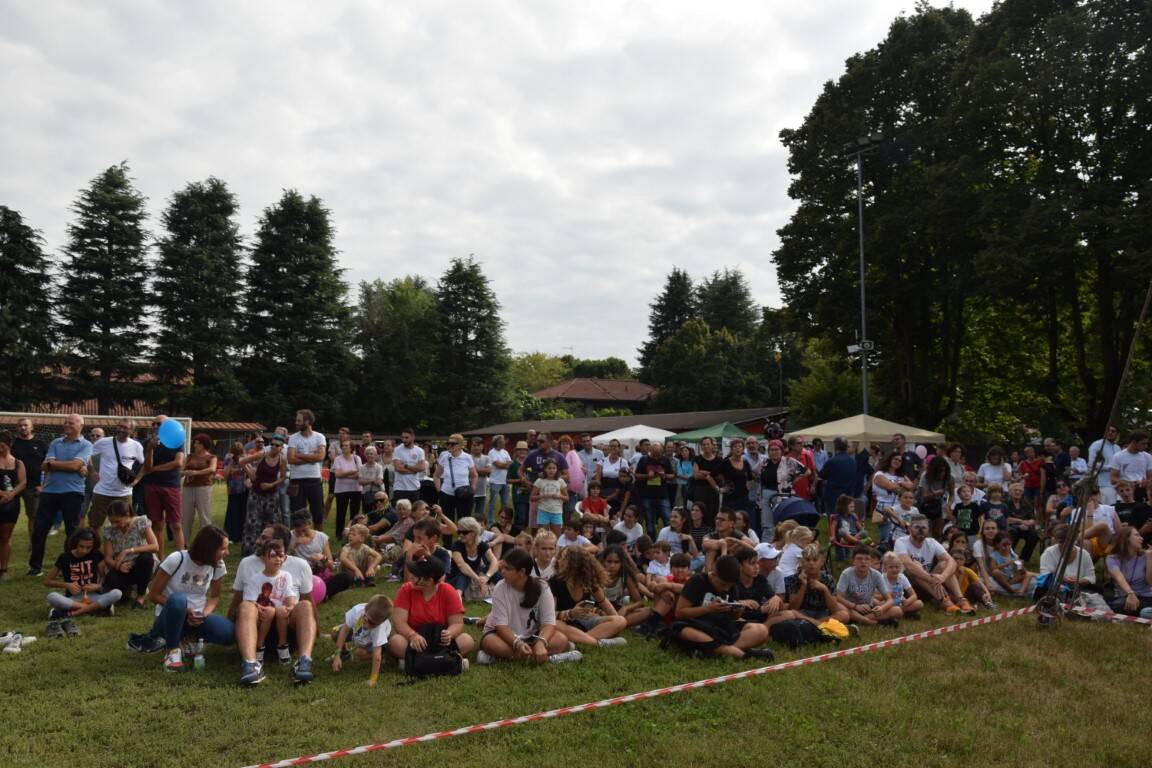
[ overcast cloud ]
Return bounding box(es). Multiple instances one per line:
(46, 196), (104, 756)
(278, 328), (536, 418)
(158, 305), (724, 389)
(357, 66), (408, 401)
(1, 0), (994, 365)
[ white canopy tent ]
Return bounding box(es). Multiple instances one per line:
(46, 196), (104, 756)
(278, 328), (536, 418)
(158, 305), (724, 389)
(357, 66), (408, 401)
(593, 424), (676, 460)
(784, 414), (945, 445)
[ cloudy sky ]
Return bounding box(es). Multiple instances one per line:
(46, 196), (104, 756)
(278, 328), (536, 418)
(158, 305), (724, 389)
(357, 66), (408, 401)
(1, 0), (994, 365)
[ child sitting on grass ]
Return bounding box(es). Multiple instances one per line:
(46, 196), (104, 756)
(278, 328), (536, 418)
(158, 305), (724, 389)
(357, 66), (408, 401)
(599, 544), (652, 627)
(880, 551), (923, 618)
(339, 523), (383, 588)
(645, 540), (673, 582)
(835, 544), (901, 626)
(786, 543), (853, 627)
(984, 532), (1035, 597)
(243, 539), (299, 665)
(948, 538), (997, 610)
(44, 527), (122, 637)
(778, 525), (814, 578)
(649, 552), (692, 625)
(330, 594), (393, 687)
(556, 517), (597, 553)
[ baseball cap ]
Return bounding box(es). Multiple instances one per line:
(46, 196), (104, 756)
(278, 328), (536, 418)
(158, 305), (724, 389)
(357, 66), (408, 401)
(755, 543), (781, 560)
(515, 440), (529, 450)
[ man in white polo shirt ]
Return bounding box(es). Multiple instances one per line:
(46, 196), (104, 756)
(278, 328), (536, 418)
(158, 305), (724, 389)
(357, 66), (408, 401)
(287, 409), (327, 528)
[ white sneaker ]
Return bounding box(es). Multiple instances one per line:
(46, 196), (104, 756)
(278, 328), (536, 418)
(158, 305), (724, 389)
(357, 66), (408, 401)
(2, 633), (23, 653)
(597, 637), (627, 648)
(164, 649), (185, 671)
(0, 631), (14, 648)
(476, 650), (493, 665)
(48, 525), (61, 536)
(566, 641), (576, 652)
(548, 650), (583, 664)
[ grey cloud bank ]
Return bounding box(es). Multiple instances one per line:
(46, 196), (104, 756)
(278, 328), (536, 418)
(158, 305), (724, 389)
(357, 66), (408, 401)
(0, 0), (994, 364)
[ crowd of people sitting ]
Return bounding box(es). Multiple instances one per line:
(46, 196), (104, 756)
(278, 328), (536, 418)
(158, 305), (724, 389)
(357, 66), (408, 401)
(0, 411), (1149, 684)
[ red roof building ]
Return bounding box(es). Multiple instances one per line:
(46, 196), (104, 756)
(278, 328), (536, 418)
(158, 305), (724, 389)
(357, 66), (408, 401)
(532, 378), (656, 408)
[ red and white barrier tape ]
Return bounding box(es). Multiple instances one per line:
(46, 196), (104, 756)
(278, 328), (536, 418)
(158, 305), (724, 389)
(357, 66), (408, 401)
(1064, 604), (1152, 625)
(245, 606), (1037, 768)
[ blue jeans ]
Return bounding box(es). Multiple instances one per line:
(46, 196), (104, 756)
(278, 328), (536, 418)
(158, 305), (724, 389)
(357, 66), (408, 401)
(278, 483), (291, 527)
(641, 497), (670, 535)
(487, 484), (508, 520)
(149, 593), (235, 650)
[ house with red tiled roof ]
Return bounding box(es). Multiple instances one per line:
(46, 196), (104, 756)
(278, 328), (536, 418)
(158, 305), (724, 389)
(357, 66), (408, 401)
(531, 378), (656, 411)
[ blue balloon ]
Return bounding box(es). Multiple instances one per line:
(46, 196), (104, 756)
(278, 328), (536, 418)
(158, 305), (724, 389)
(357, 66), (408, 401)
(158, 419), (186, 450)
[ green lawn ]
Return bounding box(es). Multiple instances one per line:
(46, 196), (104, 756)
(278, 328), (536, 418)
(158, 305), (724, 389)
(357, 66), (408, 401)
(0, 487), (1145, 768)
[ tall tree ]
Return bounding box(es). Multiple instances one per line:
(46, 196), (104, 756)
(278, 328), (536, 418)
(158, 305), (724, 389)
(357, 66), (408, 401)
(569, 356), (633, 379)
(152, 177), (247, 418)
(238, 190), (354, 427)
(638, 267), (697, 378)
(646, 318), (764, 412)
(429, 257), (512, 432)
(353, 276), (438, 430)
(697, 267), (758, 337)
(510, 352), (571, 394)
(58, 163), (151, 414)
(0, 206), (55, 409)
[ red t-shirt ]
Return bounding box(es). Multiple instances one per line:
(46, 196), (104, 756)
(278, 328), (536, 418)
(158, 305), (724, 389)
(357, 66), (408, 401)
(1019, 459), (1045, 489)
(394, 581), (464, 629)
(581, 497), (609, 517)
(790, 450), (817, 500)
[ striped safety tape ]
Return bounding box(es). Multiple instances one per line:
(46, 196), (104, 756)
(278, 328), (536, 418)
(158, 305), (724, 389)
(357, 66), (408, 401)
(1063, 604), (1152, 626)
(245, 606), (1037, 768)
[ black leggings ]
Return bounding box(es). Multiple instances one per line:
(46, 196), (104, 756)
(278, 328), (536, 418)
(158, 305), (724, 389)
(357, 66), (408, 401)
(335, 492), (362, 539)
(103, 556), (155, 601)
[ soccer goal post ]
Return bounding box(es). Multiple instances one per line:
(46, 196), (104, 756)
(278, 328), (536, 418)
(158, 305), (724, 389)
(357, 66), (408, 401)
(0, 412), (193, 453)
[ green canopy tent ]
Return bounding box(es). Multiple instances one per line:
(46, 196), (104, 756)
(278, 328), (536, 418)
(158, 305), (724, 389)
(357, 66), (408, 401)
(669, 421), (752, 443)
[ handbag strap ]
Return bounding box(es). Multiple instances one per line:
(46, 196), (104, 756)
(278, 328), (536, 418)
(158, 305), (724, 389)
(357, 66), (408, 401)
(447, 453), (457, 489)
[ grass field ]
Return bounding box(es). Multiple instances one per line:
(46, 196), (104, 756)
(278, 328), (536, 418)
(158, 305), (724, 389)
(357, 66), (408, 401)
(0, 486), (1146, 768)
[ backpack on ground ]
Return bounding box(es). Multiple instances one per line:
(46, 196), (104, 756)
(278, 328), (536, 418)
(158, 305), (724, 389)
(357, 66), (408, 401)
(402, 623), (463, 681)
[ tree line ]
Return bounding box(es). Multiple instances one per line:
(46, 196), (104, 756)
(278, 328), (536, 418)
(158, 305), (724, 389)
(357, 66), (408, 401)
(632, 1), (1151, 445)
(0, 164), (523, 432)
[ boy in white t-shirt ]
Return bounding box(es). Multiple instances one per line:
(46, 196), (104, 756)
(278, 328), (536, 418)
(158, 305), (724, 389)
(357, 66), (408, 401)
(330, 594), (393, 687)
(557, 518), (597, 553)
(645, 540), (673, 582)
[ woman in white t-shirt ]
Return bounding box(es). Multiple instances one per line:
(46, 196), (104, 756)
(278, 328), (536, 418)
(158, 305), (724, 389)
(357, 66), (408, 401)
(129, 526), (233, 671)
(976, 446), (1013, 490)
(434, 433), (477, 523)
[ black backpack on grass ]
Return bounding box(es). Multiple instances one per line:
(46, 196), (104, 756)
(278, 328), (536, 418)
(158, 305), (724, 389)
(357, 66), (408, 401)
(769, 619), (832, 650)
(402, 623), (464, 681)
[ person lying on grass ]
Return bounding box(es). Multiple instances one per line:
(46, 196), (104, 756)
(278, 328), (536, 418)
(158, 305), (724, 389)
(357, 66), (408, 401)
(834, 543), (901, 626)
(671, 553), (772, 660)
(478, 548), (578, 665)
(549, 545), (628, 647)
(128, 525), (234, 672)
(893, 514), (974, 615)
(228, 523), (316, 687)
(44, 527), (122, 636)
(330, 594), (393, 686)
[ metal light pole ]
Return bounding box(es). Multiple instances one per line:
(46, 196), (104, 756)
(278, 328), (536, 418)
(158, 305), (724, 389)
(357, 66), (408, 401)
(843, 133), (884, 415)
(774, 348), (783, 408)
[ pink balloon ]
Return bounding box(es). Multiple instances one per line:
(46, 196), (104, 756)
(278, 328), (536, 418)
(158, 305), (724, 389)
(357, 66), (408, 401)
(915, 445), (928, 459)
(311, 575), (327, 604)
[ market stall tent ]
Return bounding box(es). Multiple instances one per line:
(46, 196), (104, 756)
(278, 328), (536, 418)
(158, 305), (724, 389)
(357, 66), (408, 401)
(784, 414), (945, 444)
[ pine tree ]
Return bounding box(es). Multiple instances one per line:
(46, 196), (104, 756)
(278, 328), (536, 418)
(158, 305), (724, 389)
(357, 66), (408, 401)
(429, 257), (512, 432)
(58, 163), (150, 413)
(238, 190), (354, 427)
(152, 177), (247, 418)
(353, 276), (438, 430)
(697, 267), (758, 336)
(0, 206), (55, 409)
(637, 267), (697, 378)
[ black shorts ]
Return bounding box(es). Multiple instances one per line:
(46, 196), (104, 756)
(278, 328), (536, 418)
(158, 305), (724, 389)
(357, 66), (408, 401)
(0, 502), (18, 525)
